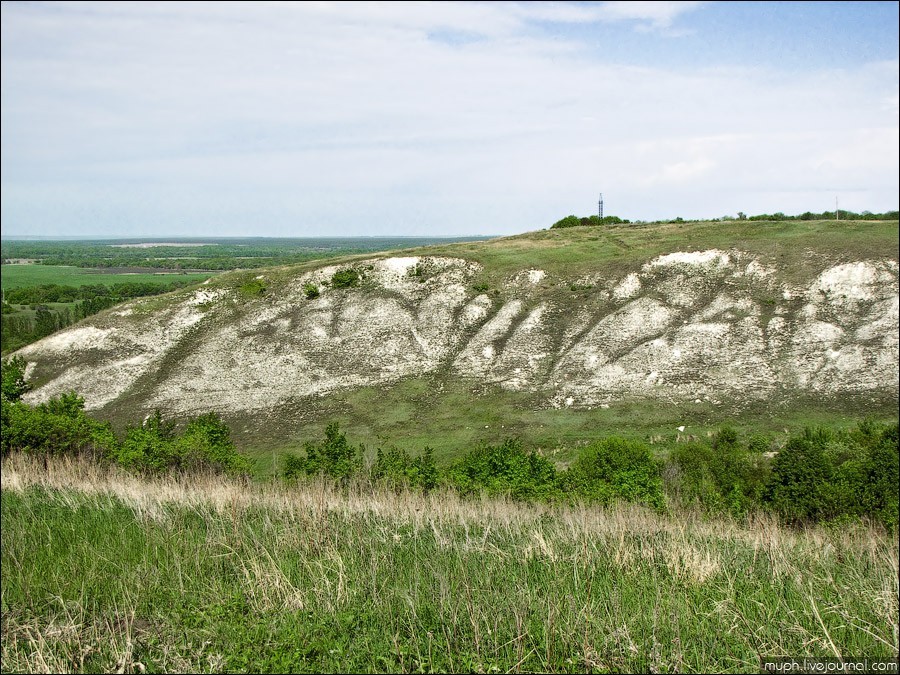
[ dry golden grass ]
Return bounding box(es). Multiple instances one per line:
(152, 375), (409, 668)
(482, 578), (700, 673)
(3, 453), (897, 673)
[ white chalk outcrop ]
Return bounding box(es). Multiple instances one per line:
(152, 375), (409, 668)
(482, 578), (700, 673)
(17, 252), (899, 416)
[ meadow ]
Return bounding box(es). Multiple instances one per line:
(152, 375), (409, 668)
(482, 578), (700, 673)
(0, 264), (214, 290)
(2, 453), (897, 673)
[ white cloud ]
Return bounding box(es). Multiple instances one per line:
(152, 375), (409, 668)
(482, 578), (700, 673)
(1, 1), (897, 236)
(593, 1), (706, 29)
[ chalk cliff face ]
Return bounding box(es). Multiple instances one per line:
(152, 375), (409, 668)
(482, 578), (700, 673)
(17, 250), (900, 417)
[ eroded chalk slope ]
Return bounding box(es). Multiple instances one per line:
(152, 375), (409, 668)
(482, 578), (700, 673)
(18, 251), (899, 416)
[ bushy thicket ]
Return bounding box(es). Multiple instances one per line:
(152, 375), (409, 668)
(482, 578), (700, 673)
(665, 427), (769, 517)
(446, 439), (560, 500)
(549, 209), (898, 229)
(282, 422), (362, 481)
(551, 214), (629, 228)
(282, 420), (898, 529)
(562, 437), (665, 508)
(284, 429), (665, 508)
(372, 445), (439, 492)
(766, 422), (898, 528)
(1, 357), (249, 476)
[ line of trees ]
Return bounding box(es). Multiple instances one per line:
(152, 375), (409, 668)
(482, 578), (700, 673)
(550, 209), (899, 229)
(551, 214), (630, 229)
(279, 421), (897, 529)
(734, 209), (899, 221)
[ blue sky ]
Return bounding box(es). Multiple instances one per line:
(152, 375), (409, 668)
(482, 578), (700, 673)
(1, 1), (897, 238)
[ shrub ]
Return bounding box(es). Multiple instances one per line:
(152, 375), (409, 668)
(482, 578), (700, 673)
(1, 391), (115, 459)
(331, 268), (360, 289)
(1, 356), (31, 402)
(762, 422), (898, 529)
(448, 439), (558, 500)
(665, 430), (769, 517)
(113, 410), (249, 475)
(372, 446), (440, 492)
(550, 215), (581, 229)
(175, 412), (250, 475)
(848, 419), (899, 530)
(116, 411), (178, 472)
(766, 428), (837, 524)
(563, 437), (664, 509)
(284, 423), (362, 480)
(281, 452), (307, 480)
(302, 282), (320, 299)
(372, 446), (410, 487)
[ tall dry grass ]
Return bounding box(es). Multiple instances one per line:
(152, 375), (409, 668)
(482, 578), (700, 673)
(3, 452), (897, 673)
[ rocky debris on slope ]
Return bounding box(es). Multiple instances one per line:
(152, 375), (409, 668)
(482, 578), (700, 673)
(17, 252), (899, 415)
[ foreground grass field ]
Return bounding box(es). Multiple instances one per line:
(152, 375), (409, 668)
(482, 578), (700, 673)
(2, 454), (897, 673)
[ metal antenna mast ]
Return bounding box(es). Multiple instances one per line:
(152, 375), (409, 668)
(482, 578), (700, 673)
(599, 193), (604, 220)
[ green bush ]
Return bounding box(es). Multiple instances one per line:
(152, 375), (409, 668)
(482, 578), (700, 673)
(844, 419), (899, 530)
(766, 428), (835, 524)
(238, 278), (267, 297)
(447, 439), (558, 500)
(1, 392), (115, 459)
(563, 437), (664, 509)
(302, 282), (320, 299)
(115, 410), (178, 471)
(550, 214), (629, 229)
(281, 452), (307, 480)
(762, 425), (899, 527)
(283, 423), (362, 480)
(665, 428), (769, 517)
(1, 356), (31, 402)
(175, 412), (250, 475)
(331, 268), (360, 289)
(372, 446), (439, 492)
(550, 215), (581, 229)
(112, 410), (249, 475)
(372, 446), (410, 487)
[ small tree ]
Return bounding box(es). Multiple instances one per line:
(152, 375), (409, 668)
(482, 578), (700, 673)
(1, 356), (31, 402)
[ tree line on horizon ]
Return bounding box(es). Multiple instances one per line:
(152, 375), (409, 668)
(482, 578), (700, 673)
(550, 209), (899, 229)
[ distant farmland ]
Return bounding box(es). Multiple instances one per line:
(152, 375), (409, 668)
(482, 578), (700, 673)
(0, 264), (215, 290)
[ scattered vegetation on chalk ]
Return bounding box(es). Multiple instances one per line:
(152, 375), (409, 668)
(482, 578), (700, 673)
(238, 278), (267, 298)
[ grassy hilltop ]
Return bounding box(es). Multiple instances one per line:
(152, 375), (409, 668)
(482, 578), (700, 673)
(9, 219), (899, 470)
(228, 218), (899, 467)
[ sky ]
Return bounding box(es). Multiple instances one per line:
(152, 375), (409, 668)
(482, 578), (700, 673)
(1, 1), (898, 238)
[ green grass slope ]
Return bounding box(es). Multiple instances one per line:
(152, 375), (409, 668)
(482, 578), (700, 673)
(2, 454), (897, 673)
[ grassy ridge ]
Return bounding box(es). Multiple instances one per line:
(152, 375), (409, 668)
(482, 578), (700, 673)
(2, 454), (897, 673)
(408, 219), (899, 284)
(199, 219), (898, 462)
